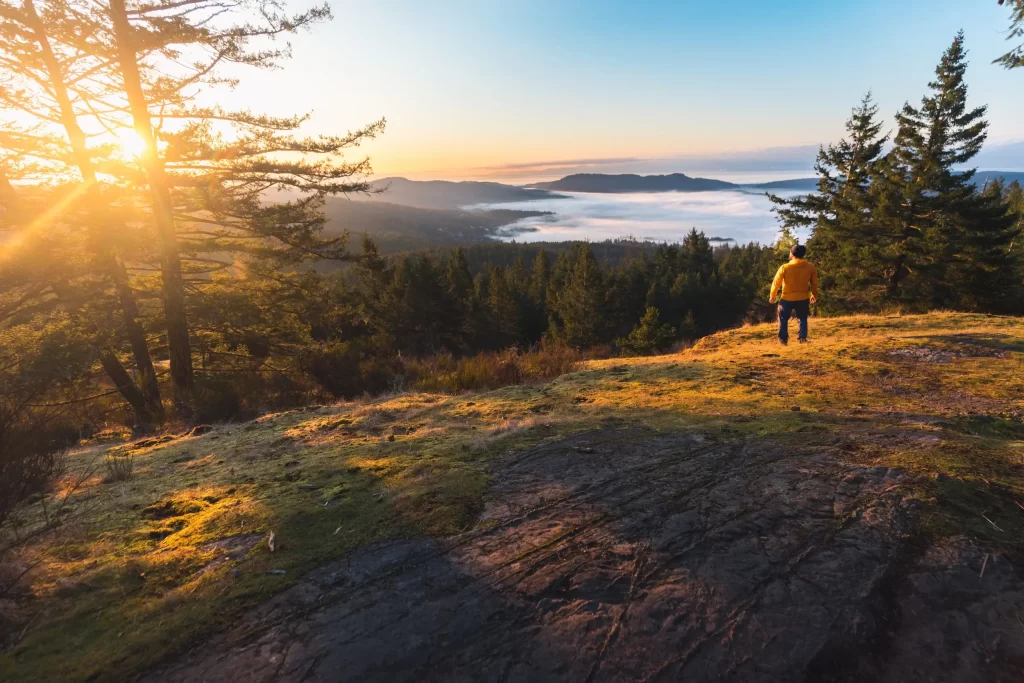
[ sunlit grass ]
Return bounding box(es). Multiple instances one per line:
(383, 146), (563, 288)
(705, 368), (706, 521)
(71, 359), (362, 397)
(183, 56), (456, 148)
(1, 311), (1022, 681)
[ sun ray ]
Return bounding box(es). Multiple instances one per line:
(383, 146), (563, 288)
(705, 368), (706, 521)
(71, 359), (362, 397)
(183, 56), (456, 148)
(0, 180), (92, 255)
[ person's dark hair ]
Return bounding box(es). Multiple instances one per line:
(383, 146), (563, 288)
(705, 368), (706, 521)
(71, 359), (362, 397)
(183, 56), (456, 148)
(790, 244), (807, 259)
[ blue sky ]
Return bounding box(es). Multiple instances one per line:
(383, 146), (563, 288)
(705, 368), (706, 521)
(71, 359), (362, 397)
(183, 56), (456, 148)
(225, 0), (1024, 179)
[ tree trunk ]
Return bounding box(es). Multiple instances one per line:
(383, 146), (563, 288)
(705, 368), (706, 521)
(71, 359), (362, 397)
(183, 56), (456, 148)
(51, 280), (152, 425)
(99, 349), (154, 424)
(888, 252), (906, 297)
(0, 171), (22, 225)
(108, 0), (194, 414)
(107, 256), (162, 417)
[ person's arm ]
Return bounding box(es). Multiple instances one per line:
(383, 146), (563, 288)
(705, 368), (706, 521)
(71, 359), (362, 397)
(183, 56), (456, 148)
(769, 265), (785, 303)
(809, 264), (819, 304)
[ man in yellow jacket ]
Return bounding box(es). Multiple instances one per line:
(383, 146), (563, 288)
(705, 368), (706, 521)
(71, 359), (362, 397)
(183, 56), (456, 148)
(768, 244), (819, 345)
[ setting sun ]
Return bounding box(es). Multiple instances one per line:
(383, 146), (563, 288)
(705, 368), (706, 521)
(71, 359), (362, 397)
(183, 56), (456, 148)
(116, 128), (148, 158)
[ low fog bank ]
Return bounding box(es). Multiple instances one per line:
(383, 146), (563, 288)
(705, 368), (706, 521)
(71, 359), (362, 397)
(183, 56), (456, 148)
(472, 189), (807, 245)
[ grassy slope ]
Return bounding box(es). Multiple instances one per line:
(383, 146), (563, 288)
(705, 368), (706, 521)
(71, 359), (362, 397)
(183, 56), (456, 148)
(2, 312), (1022, 680)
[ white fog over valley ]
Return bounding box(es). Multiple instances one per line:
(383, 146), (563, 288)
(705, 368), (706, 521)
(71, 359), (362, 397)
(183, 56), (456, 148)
(474, 187), (807, 245)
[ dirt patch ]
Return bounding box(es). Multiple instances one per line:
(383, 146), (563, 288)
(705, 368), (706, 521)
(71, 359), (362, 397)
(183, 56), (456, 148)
(145, 428), (1024, 682)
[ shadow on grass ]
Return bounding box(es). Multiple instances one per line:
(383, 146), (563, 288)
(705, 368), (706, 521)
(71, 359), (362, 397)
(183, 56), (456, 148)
(148, 423), (1024, 682)
(923, 475), (1024, 563)
(905, 332), (1024, 354)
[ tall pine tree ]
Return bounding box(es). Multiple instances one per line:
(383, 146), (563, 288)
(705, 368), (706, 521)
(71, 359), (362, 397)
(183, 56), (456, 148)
(550, 244), (606, 349)
(882, 32), (1018, 310)
(770, 92), (888, 309)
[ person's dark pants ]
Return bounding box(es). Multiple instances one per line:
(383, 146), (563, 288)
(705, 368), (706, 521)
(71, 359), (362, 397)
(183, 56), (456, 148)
(778, 299), (810, 343)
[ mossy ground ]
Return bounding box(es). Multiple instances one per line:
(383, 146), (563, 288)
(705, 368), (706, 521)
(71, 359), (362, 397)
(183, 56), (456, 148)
(1, 312), (1022, 681)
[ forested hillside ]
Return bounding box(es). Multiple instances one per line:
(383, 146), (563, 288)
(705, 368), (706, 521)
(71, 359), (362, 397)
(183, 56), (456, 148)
(363, 177), (564, 209)
(321, 198), (549, 252)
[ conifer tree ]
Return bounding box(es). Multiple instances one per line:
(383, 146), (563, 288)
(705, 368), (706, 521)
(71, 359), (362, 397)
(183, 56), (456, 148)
(771, 93), (888, 309)
(486, 266), (521, 348)
(445, 248), (475, 304)
(522, 249), (550, 342)
(882, 33), (1017, 309)
(680, 228), (716, 284)
(606, 251), (652, 338)
(0, 0), (384, 414)
(996, 0), (1024, 69)
(376, 254), (463, 355)
(529, 250), (551, 304)
(617, 306), (675, 356)
(550, 244), (606, 348)
(0, 0), (165, 421)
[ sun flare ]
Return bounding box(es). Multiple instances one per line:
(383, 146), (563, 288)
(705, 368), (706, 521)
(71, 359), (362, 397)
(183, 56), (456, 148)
(116, 128), (149, 158)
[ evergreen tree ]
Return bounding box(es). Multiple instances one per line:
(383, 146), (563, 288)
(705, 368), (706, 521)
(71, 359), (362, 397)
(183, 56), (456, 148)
(443, 247), (478, 346)
(445, 247), (475, 303)
(680, 228), (717, 284)
(673, 228), (721, 334)
(551, 244), (606, 348)
(486, 265), (522, 348)
(522, 250), (551, 342)
(617, 306), (675, 356)
(376, 254), (464, 355)
(679, 311), (699, 342)
(996, 0), (1024, 69)
(529, 250), (551, 304)
(771, 93), (888, 309)
(883, 33), (1018, 309)
(0, 0), (383, 416)
(606, 251), (652, 339)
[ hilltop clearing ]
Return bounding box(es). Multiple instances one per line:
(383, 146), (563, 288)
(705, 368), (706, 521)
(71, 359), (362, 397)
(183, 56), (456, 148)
(2, 313), (1023, 681)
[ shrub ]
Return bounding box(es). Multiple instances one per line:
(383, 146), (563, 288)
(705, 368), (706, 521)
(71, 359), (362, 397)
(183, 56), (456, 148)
(103, 452), (135, 483)
(407, 344), (583, 394)
(193, 372), (312, 423)
(300, 342), (400, 399)
(0, 322), (89, 528)
(0, 408), (70, 528)
(193, 377), (245, 423)
(522, 342), (585, 380)
(494, 349), (525, 386)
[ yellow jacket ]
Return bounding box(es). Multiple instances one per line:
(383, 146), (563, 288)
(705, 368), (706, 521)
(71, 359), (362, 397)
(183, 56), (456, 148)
(770, 258), (819, 302)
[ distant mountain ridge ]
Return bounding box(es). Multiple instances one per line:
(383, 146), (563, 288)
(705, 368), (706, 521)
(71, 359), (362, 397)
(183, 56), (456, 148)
(531, 173), (736, 193)
(528, 171), (1024, 194)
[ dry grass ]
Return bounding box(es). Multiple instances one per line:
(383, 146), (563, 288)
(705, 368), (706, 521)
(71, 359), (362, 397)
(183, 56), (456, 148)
(1, 312), (1022, 681)
(406, 344), (584, 394)
(102, 451), (135, 483)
